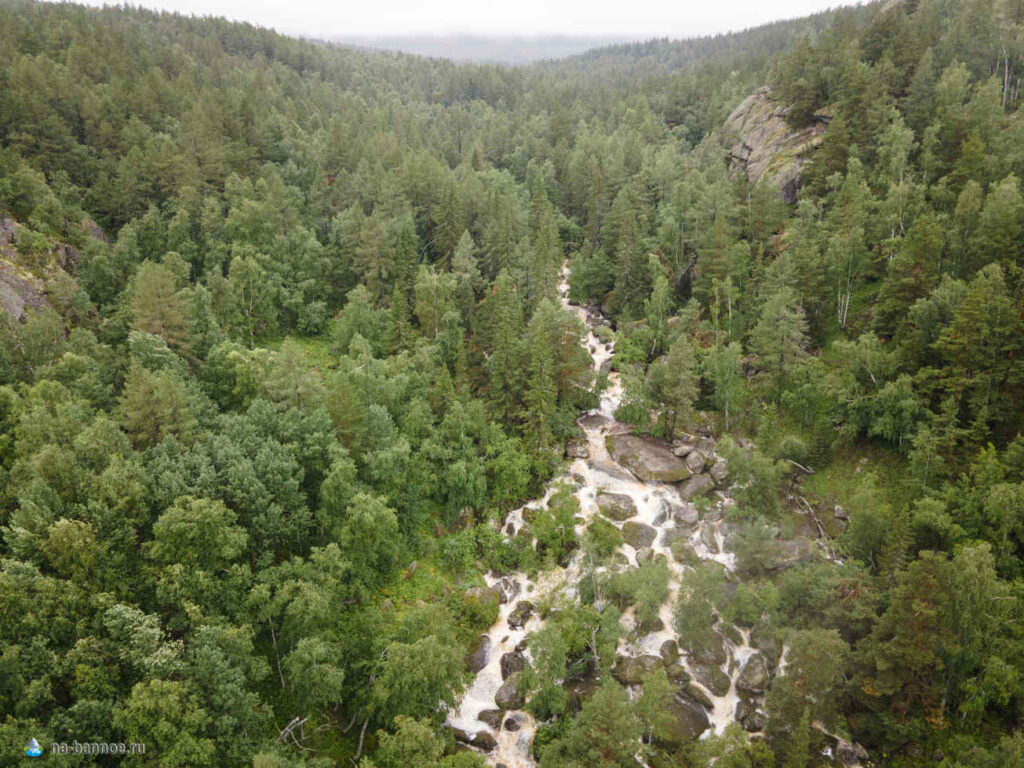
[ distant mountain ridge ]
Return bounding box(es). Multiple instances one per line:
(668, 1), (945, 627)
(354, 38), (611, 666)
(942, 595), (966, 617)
(335, 34), (633, 64)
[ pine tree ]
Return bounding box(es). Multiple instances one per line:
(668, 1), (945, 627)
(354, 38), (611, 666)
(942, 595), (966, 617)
(750, 287), (810, 404)
(131, 261), (190, 355)
(486, 270), (525, 422)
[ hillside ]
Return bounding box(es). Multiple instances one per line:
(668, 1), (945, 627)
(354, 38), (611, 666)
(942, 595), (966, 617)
(1, 0), (1024, 767)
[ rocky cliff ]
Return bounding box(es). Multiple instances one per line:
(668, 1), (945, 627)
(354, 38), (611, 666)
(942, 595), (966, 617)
(724, 86), (832, 203)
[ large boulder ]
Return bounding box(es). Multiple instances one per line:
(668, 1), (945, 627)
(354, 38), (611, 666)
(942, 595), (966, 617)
(500, 651), (526, 680)
(467, 636), (490, 673)
(710, 457), (729, 485)
(736, 654), (769, 694)
(596, 492), (637, 521)
(687, 631), (728, 666)
(495, 672), (524, 710)
(622, 521), (656, 550)
(507, 601), (534, 629)
(612, 654), (663, 685)
(678, 473), (716, 502)
(684, 450), (706, 475)
(670, 540), (700, 566)
(565, 439), (589, 459)
(478, 709), (503, 729)
(452, 726), (497, 751)
(654, 695), (710, 746)
(765, 537), (816, 571)
(691, 662), (731, 697)
(607, 434), (692, 483)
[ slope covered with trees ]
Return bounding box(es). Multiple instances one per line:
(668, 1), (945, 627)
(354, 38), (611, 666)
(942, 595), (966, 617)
(0, 0), (1023, 766)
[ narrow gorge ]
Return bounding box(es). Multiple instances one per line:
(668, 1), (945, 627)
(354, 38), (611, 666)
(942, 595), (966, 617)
(447, 267), (831, 767)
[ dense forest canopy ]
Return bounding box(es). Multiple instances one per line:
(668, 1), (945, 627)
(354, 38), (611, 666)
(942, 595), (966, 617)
(1, 0), (1024, 766)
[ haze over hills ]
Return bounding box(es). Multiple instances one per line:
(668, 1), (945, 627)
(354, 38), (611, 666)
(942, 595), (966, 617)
(336, 34), (635, 64)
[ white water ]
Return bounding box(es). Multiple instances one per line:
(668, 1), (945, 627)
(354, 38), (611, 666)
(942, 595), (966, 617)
(447, 265), (758, 767)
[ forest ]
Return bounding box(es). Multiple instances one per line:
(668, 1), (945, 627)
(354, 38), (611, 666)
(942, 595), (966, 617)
(0, 0), (1023, 766)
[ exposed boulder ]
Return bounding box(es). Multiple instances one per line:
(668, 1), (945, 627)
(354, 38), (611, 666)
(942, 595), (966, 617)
(622, 521), (656, 550)
(493, 577), (520, 604)
(495, 672), (524, 710)
(507, 601), (534, 629)
(710, 457), (729, 485)
(660, 640), (679, 666)
(736, 654), (769, 694)
(500, 651), (526, 680)
(670, 540), (700, 566)
(687, 631), (728, 666)
(691, 662), (730, 697)
(566, 439), (589, 459)
(612, 654), (663, 685)
(765, 537), (816, 571)
(596, 492), (636, 521)
(835, 738), (869, 765)
(607, 434), (692, 483)
(503, 713), (524, 732)
(478, 709), (503, 729)
(578, 413), (612, 431)
(678, 473), (716, 502)
(654, 695), (710, 746)
(684, 450), (706, 475)
(467, 636), (490, 673)
(699, 524), (720, 554)
(452, 727), (497, 751)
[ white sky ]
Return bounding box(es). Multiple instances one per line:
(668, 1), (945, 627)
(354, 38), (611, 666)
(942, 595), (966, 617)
(108, 0), (848, 39)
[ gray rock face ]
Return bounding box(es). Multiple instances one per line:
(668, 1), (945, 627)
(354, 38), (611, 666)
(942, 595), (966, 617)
(736, 654), (769, 694)
(596, 492), (636, 521)
(507, 601), (534, 629)
(467, 636), (490, 673)
(691, 662), (731, 697)
(622, 521), (656, 550)
(710, 457), (729, 484)
(608, 434), (692, 483)
(678, 473), (716, 501)
(495, 672), (524, 709)
(612, 654), (663, 685)
(452, 726), (497, 751)
(750, 624), (782, 669)
(500, 651), (526, 680)
(654, 695), (710, 746)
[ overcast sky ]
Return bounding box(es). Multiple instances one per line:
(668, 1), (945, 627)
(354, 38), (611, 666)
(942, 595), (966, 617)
(109, 0), (847, 39)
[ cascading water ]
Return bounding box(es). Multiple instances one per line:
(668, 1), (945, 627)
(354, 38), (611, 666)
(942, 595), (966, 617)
(447, 264), (760, 768)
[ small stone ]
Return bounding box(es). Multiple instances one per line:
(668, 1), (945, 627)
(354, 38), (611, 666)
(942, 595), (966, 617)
(834, 504), (849, 520)
(503, 714), (522, 731)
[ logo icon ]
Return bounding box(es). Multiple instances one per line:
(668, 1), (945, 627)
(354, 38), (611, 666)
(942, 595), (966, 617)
(25, 738), (43, 757)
